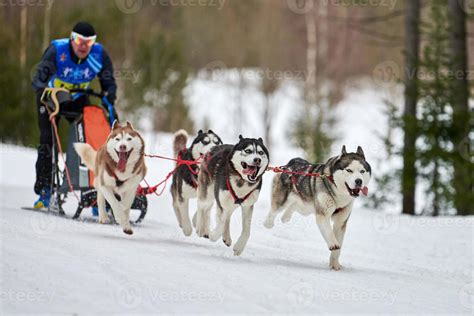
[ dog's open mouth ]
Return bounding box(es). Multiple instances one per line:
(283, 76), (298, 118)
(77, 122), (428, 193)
(116, 149), (133, 172)
(345, 182), (368, 197)
(241, 162), (260, 182)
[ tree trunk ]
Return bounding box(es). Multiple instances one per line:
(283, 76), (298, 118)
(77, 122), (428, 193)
(402, 0), (420, 215)
(20, 6), (28, 108)
(42, 0), (53, 51)
(448, 0), (472, 215)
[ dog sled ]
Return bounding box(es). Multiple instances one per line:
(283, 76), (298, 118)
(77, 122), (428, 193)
(22, 87), (148, 224)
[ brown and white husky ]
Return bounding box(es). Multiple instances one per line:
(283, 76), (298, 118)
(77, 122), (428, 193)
(74, 121), (146, 235)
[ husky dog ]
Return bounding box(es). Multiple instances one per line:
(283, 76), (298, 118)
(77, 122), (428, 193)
(74, 121), (146, 235)
(171, 129), (223, 236)
(264, 146), (371, 270)
(195, 135), (269, 256)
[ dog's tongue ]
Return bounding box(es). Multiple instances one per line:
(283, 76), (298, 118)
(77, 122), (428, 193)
(242, 166), (257, 175)
(362, 186), (369, 196)
(117, 151), (127, 172)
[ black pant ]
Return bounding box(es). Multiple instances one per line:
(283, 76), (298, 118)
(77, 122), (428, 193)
(34, 93), (88, 194)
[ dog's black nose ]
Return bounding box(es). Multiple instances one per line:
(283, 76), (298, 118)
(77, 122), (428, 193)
(355, 178), (363, 186)
(254, 157), (261, 164)
(119, 144), (126, 151)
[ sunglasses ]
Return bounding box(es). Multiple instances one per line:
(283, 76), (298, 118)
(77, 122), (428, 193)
(71, 32), (97, 47)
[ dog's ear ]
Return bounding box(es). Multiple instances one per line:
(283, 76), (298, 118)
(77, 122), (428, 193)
(198, 129), (203, 135)
(341, 145), (347, 156)
(357, 146), (365, 159)
(112, 120), (119, 130)
(257, 137), (263, 143)
(125, 120), (134, 129)
(239, 135), (244, 141)
(208, 129), (214, 134)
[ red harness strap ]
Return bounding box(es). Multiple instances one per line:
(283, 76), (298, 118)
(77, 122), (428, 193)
(226, 178), (258, 205)
(177, 150), (199, 189)
(110, 171), (127, 187)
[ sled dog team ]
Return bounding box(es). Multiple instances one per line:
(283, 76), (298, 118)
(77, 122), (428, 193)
(75, 122), (371, 270)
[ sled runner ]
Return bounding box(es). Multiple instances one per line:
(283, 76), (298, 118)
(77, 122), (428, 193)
(24, 87), (148, 224)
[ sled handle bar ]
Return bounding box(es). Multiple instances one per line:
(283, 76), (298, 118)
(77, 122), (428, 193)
(69, 89), (116, 126)
(40, 87), (69, 120)
(41, 88), (115, 125)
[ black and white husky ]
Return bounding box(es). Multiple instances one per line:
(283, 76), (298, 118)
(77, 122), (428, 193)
(194, 136), (270, 256)
(171, 129), (223, 236)
(264, 146), (371, 270)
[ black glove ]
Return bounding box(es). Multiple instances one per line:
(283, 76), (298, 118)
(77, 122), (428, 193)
(111, 106), (119, 123)
(104, 93), (118, 122)
(105, 93), (116, 106)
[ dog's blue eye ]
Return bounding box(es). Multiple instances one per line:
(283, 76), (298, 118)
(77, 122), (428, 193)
(361, 170), (365, 174)
(346, 169), (353, 173)
(245, 149), (252, 154)
(258, 151), (264, 155)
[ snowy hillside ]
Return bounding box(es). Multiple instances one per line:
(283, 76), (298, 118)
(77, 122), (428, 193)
(1, 77), (473, 314)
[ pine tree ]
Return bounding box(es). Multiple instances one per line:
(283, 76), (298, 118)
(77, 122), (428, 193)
(417, 1), (454, 215)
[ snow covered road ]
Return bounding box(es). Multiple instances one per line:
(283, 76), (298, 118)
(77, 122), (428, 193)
(1, 179), (472, 314)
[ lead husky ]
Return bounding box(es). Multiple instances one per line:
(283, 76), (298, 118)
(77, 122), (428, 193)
(74, 121), (147, 235)
(171, 129), (223, 236)
(264, 146), (371, 270)
(195, 135), (269, 256)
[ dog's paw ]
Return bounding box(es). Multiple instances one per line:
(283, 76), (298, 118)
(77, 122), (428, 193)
(223, 238), (232, 247)
(123, 228), (134, 235)
(329, 260), (342, 271)
(233, 243), (245, 256)
(98, 217), (109, 224)
(209, 231), (220, 242)
(196, 227), (208, 238)
(182, 226), (192, 237)
(263, 218), (274, 229)
(328, 242), (340, 251)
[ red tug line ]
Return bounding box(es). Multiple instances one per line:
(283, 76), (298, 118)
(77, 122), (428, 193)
(140, 155), (333, 197)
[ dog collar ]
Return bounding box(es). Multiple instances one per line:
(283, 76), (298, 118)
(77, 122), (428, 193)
(226, 177), (257, 204)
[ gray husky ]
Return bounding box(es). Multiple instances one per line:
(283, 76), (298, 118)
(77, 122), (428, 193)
(264, 146), (371, 270)
(171, 129), (223, 236)
(194, 135), (270, 256)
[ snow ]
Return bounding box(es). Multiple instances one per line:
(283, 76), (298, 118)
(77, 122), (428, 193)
(1, 75), (473, 314)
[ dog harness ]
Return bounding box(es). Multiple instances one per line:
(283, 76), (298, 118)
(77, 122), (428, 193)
(177, 149), (199, 189)
(226, 178), (258, 205)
